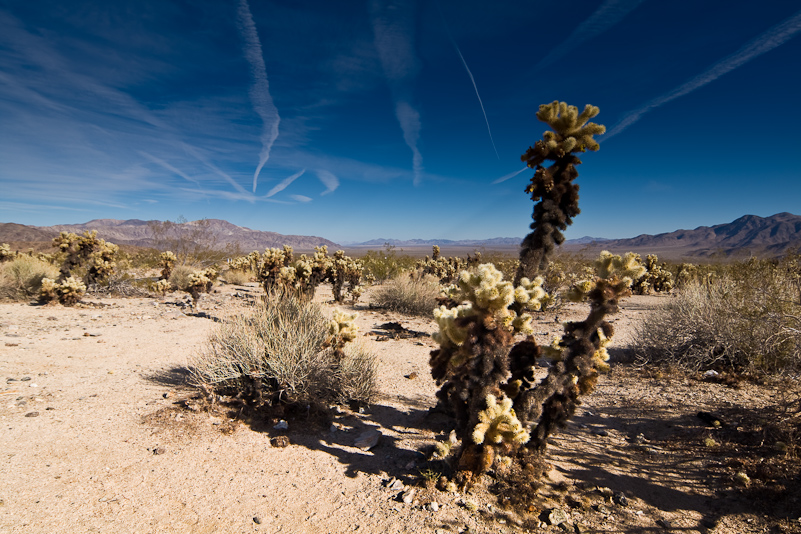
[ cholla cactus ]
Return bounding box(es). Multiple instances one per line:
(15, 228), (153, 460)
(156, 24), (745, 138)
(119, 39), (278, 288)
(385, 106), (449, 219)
(417, 246), (469, 284)
(185, 266), (219, 308)
(40, 276), (86, 306)
(328, 250), (364, 303)
(429, 104), (647, 491)
(516, 102), (605, 283)
(631, 254), (673, 294)
(53, 231), (119, 286)
(159, 251), (177, 280)
(0, 243), (14, 263)
(152, 279), (171, 295)
(326, 309), (359, 358)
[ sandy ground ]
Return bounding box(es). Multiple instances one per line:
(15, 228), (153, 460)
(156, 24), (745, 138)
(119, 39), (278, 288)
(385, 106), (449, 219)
(1, 284), (799, 534)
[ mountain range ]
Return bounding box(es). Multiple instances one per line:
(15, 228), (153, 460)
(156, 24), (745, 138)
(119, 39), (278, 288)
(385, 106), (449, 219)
(1, 212), (800, 258)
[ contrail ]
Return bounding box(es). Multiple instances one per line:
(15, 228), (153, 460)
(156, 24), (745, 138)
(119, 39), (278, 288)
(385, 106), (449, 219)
(316, 169), (340, 195)
(492, 166), (528, 185)
(236, 0), (280, 193)
(535, 0), (646, 70)
(139, 151), (204, 191)
(370, 0), (424, 185)
(435, 0), (499, 159)
(180, 143), (252, 197)
(607, 8), (801, 138)
(265, 169), (305, 198)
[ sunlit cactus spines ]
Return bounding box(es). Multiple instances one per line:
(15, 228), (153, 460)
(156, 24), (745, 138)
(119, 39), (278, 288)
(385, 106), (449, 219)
(159, 251), (177, 280)
(40, 276), (86, 306)
(632, 253), (674, 294)
(152, 279), (171, 295)
(52, 230), (119, 286)
(515, 102), (605, 283)
(0, 243), (14, 262)
(326, 309), (359, 359)
(472, 394), (530, 446)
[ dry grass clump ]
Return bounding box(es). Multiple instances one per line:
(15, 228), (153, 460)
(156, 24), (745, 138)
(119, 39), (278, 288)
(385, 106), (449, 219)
(168, 264), (196, 291)
(189, 295), (376, 407)
(0, 255), (59, 301)
(372, 273), (440, 317)
(635, 257), (801, 373)
(222, 268), (252, 286)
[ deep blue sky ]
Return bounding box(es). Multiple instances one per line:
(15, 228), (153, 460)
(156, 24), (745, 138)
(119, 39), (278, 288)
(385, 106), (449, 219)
(1, 1), (800, 243)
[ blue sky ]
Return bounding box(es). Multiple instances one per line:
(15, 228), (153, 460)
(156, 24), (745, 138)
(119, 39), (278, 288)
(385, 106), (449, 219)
(1, 0), (800, 243)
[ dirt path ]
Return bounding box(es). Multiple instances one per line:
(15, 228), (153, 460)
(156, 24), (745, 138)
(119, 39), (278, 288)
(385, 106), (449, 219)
(1, 287), (798, 533)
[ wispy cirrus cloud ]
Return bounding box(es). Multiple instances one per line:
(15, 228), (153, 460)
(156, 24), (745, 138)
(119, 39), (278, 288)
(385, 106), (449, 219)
(266, 169), (306, 198)
(535, 0), (646, 70)
(370, 0), (425, 185)
(607, 8), (801, 138)
(492, 166), (529, 185)
(436, 1), (498, 159)
(315, 169), (340, 195)
(236, 0), (281, 193)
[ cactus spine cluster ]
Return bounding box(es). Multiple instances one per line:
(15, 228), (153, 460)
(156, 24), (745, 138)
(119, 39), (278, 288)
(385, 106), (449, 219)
(430, 103), (644, 490)
(516, 102), (605, 283)
(40, 231), (119, 305)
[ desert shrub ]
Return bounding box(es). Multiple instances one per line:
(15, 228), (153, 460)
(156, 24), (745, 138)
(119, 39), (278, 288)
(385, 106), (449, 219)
(189, 295), (376, 407)
(360, 244), (417, 282)
(373, 273), (440, 317)
(0, 255), (59, 300)
(222, 268), (251, 286)
(168, 264), (197, 291)
(635, 257), (801, 373)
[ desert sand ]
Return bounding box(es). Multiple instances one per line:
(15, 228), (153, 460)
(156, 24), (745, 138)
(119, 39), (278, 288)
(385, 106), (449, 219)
(1, 284), (797, 533)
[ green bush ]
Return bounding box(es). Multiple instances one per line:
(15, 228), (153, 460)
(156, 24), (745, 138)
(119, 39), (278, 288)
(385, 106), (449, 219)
(0, 255), (59, 301)
(359, 245), (417, 282)
(634, 257), (801, 373)
(373, 273), (441, 317)
(189, 294), (376, 407)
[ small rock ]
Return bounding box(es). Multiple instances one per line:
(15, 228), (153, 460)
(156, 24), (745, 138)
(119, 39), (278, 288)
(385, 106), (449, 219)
(591, 428), (608, 437)
(270, 436), (290, 448)
(703, 370), (719, 379)
(426, 502), (439, 512)
(354, 428), (381, 450)
(558, 523), (573, 532)
(28, 384), (38, 388)
(597, 487), (614, 497)
(593, 504), (611, 516)
(547, 508), (569, 526)
(253, 516), (262, 524)
(387, 478), (404, 491)
(153, 447), (166, 455)
(273, 420), (288, 430)
(4, 343), (18, 347)
(405, 372), (418, 379)
(329, 423), (338, 433)
(613, 492), (629, 507)
(656, 519), (671, 529)
(20, 377), (31, 382)
(401, 489), (415, 504)
(24, 412), (39, 418)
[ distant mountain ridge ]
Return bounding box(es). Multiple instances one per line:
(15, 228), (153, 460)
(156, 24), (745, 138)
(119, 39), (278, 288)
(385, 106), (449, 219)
(0, 219), (337, 251)
(567, 212), (801, 258)
(2, 213), (800, 258)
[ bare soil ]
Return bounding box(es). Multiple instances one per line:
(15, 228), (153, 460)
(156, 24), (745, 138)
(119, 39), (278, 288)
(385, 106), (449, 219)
(1, 284), (799, 533)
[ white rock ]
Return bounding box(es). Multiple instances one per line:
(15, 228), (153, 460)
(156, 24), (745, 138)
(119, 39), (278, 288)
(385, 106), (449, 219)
(273, 420), (288, 430)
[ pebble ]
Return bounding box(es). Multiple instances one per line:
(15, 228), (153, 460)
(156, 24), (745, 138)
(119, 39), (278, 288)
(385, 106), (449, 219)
(656, 519), (671, 529)
(153, 447), (167, 455)
(24, 412), (39, 418)
(547, 508), (568, 526)
(270, 436), (290, 448)
(273, 420), (288, 430)
(613, 492), (629, 507)
(253, 517), (262, 525)
(426, 502), (439, 512)
(354, 428), (381, 450)
(591, 428), (608, 437)
(387, 478), (404, 491)
(401, 489), (415, 504)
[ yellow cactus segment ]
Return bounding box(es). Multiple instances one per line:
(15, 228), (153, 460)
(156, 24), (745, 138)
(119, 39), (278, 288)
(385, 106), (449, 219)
(592, 328), (613, 372)
(595, 251), (647, 283)
(472, 394), (530, 446)
(433, 303), (475, 348)
(566, 279), (595, 302)
(328, 309), (359, 343)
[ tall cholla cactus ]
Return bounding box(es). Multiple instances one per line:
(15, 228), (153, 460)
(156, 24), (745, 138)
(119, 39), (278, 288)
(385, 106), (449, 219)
(0, 243), (14, 263)
(430, 103), (645, 490)
(516, 101), (605, 283)
(41, 231), (119, 305)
